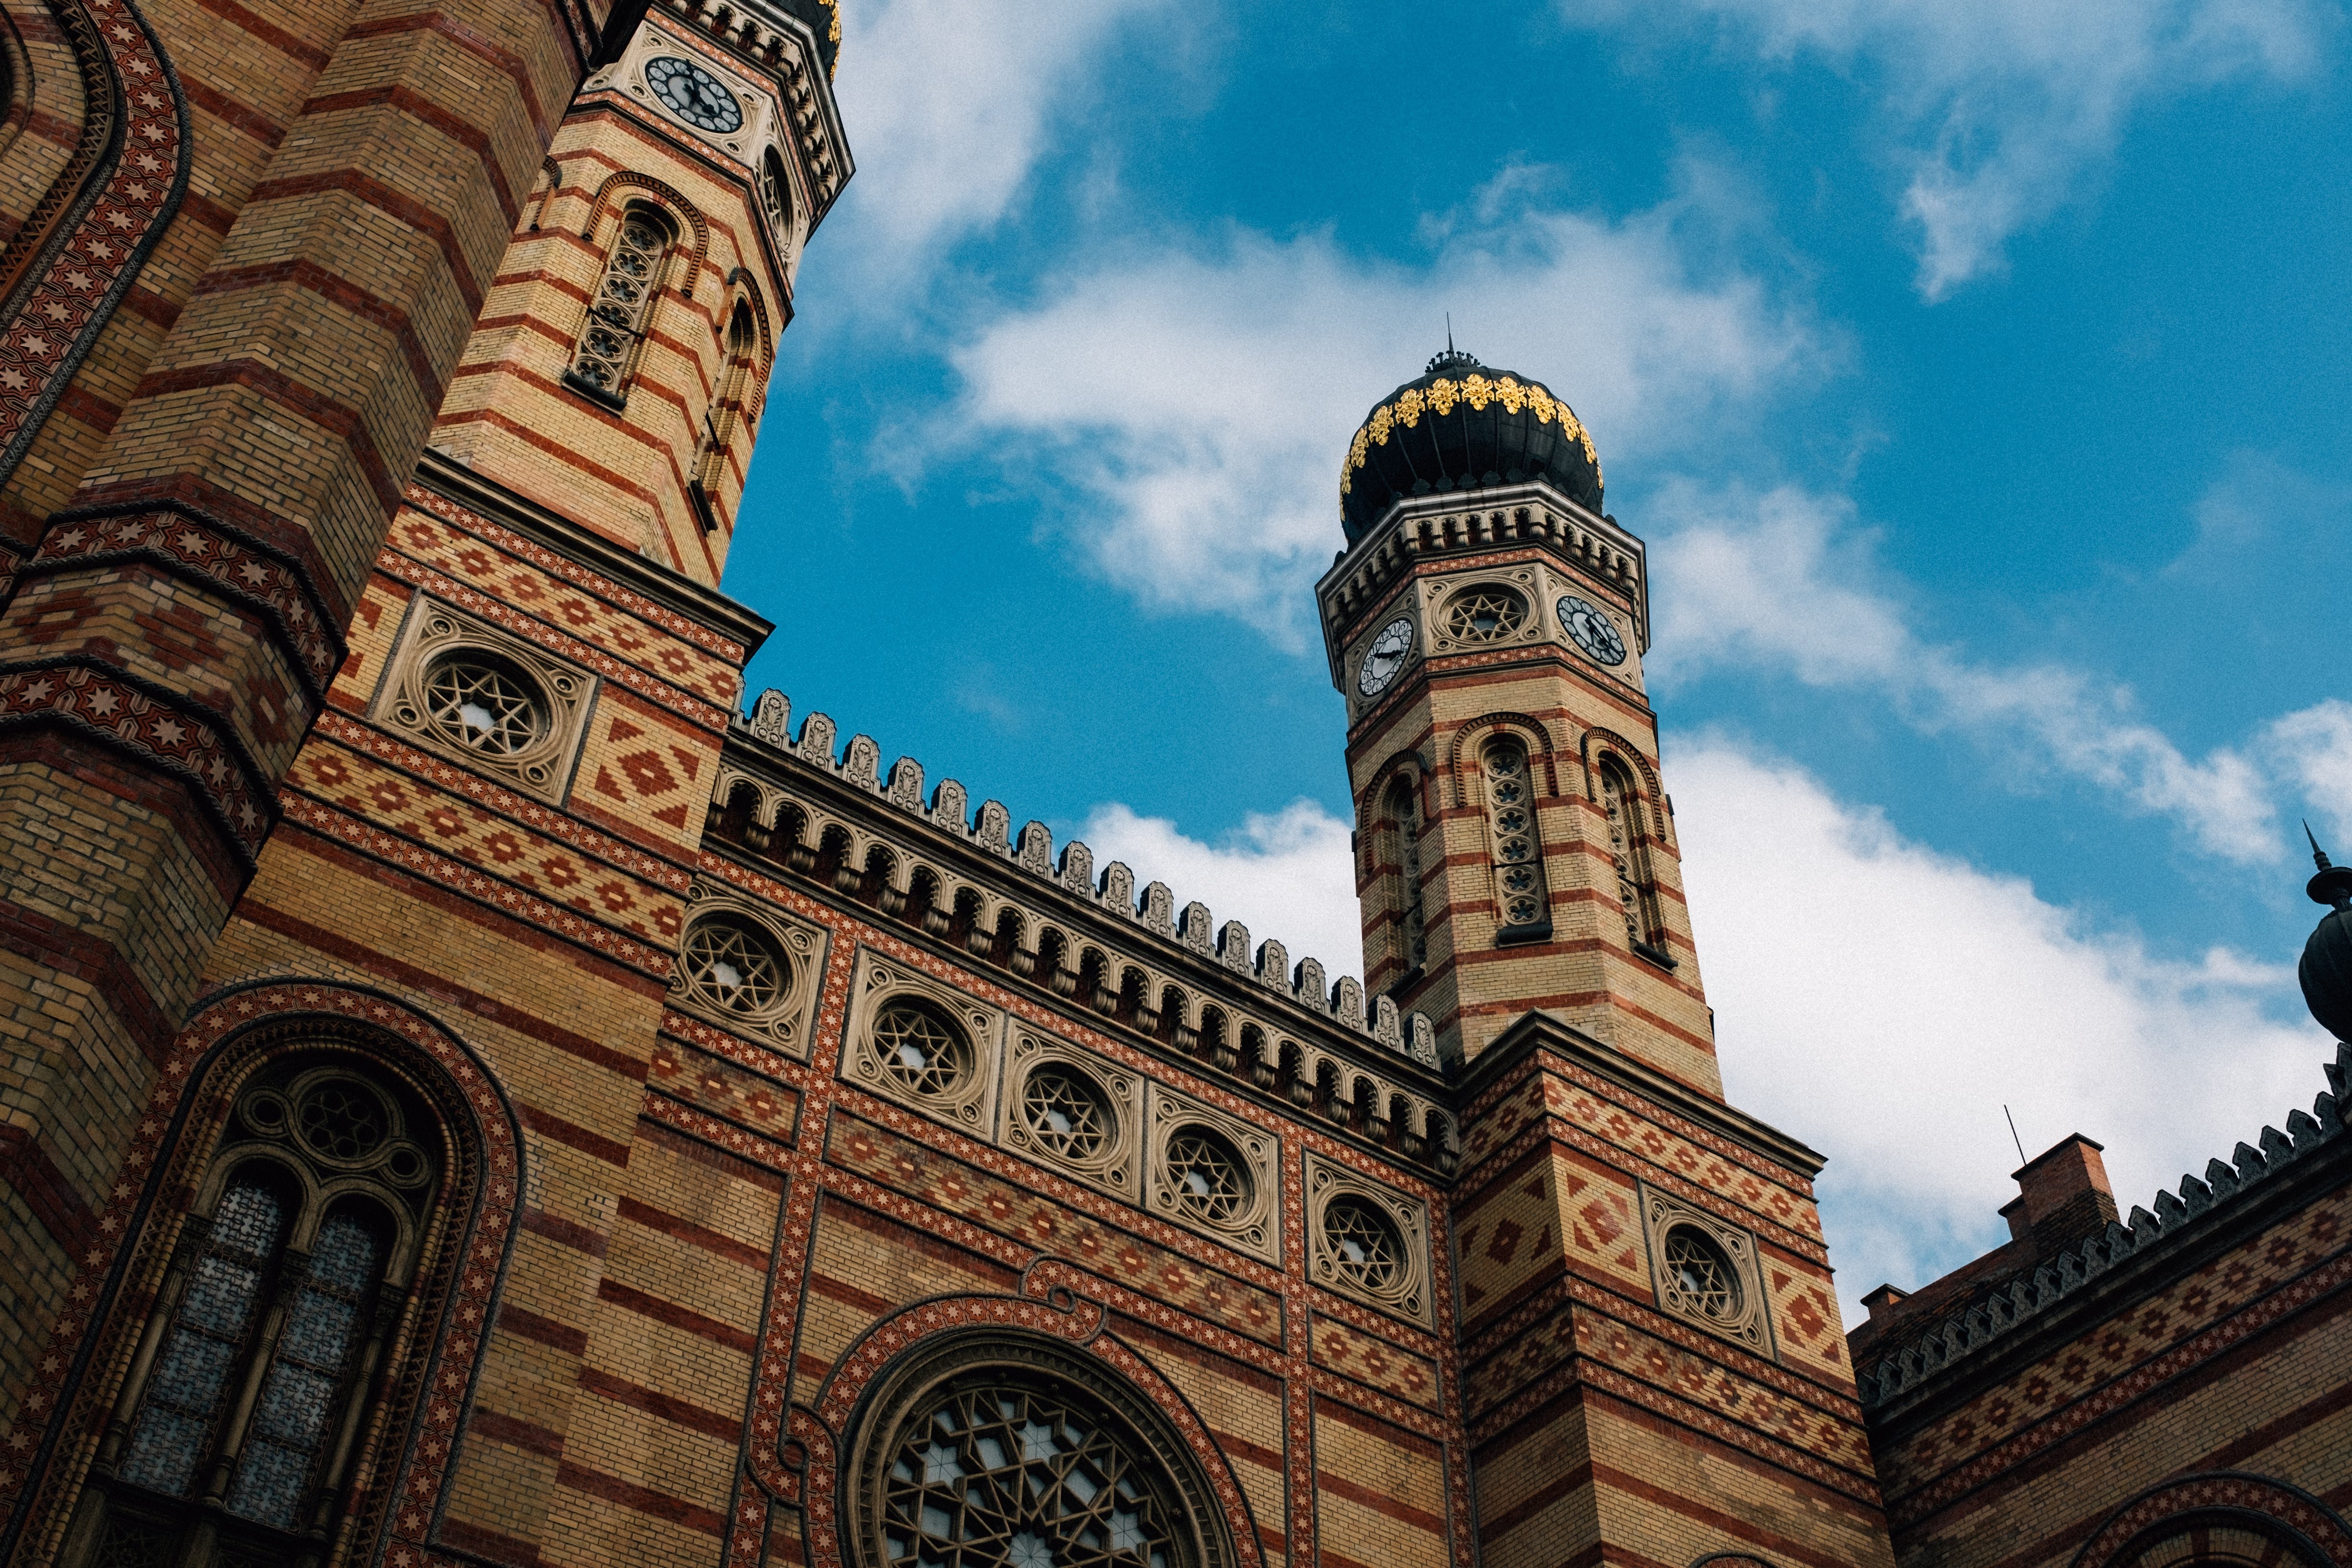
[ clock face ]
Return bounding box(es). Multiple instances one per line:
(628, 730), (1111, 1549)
(1557, 594), (1628, 666)
(646, 56), (744, 134)
(1356, 616), (1416, 698)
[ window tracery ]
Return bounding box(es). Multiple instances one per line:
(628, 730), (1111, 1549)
(691, 300), (760, 532)
(1441, 586), (1526, 644)
(67, 1061), (439, 1568)
(1380, 776), (1427, 975)
(567, 206), (675, 403)
(1482, 739), (1550, 941)
(1599, 759), (1670, 966)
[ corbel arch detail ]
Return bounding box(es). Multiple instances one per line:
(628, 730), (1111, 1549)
(0, 979), (522, 1568)
(2070, 1471), (2352, 1568)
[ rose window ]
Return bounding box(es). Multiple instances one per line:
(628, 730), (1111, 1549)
(1443, 588), (1526, 643)
(683, 918), (788, 1016)
(880, 1375), (1183, 1568)
(875, 1003), (971, 1099)
(1162, 1129), (1248, 1224)
(1661, 1227), (1740, 1324)
(1322, 1196), (1404, 1293)
(423, 654), (542, 757)
(1021, 1067), (1113, 1161)
(294, 1079), (388, 1163)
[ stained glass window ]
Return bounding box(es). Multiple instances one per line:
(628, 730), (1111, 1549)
(225, 1211), (383, 1527)
(880, 1378), (1181, 1568)
(116, 1180), (285, 1497)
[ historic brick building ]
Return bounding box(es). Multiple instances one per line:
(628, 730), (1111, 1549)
(0, 0), (2341, 1566)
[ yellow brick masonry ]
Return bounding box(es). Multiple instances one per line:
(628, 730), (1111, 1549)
(0, 0), (601, 1427)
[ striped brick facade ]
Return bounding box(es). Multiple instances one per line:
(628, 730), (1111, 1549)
(0, 4), (2341, 1567)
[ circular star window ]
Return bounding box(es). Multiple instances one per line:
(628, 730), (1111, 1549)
(1320, 1195), (1405, 1296)
(1441, 586), (1527, 644)
(1020, 1066), (1115, 1163)
(874, 1001), (973, 1100)
(1161, 1127), (1249, 1225)
(681, 917), (789, 1017)
(422, 651), (543, 758)
(1660, 1225), (1742, 1325)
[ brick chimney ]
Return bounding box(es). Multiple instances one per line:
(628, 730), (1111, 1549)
(2011, 1134), (2120, 1255)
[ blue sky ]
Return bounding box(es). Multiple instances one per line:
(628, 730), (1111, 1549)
(725, 0), (2352, 1310)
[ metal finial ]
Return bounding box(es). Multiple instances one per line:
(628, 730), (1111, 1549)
(2307, 821), (2352, 910)
(1447, 313), (1454, 355)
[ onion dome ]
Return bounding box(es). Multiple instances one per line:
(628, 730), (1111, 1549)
(1339, 348), (1603, 542)
(775, 0), (841, 76)
(2302, 828), (2352, 1042)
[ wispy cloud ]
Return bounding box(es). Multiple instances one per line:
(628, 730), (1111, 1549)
(828, 0), (1175, 294)
(1671, 740), (2326, 1314)
(1558, 0), (2334, 297)
(1649, 481), (2281, 861)
(945, 176), (1821, 639)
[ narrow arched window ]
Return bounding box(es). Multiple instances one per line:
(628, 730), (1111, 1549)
(1383, 776), (1427, 974)
(690, 300), (758, 532)
(759, 148), (793, 238)
(66, 1063), (438, 1568)
(566, 204), (676, 405)
(1483, 739), (1550, 942)
(1599, 758), (1671, 966)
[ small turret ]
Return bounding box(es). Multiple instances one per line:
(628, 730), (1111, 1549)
(2300, 825), (2352, 1041)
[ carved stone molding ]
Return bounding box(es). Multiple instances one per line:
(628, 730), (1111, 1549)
(840, 946), (1004, 1135)
(1305, 1149), (1432, 1327)
(1144, 1083), (1279, 1265)
(668, 879), (828, 1056)
(998, 1029), (1145, 1204)
(371, 597), (597, 802)
(1639, 1182), (1773, 1358)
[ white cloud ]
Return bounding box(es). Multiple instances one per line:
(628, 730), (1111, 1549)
(1671, 740), (2329, 1315)
(1074, 800), (1364, 979)
(1649, 481), (2281, 861)
(946, 182), (1819, 638)
(829, 0), (1172, 291)
(2266, 701), (2352, 847)
(1558, 0), (2332, 297)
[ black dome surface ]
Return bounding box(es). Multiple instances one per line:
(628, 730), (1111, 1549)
(1339, 349), (1602, 541)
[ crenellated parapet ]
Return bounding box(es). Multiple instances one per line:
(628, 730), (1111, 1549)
(1853, 1041), (2352, 1413)
(711, 689), (1456, 1170)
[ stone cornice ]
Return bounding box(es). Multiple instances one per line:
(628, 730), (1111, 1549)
(411, 448), (775, 656)
(1459, 1009), (1828, 1179)
(1315, 480), (1651, 687)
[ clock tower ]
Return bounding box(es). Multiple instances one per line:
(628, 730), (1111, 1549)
(1323, 350), (1892, 1568)
(1322, 347), (1712, 1086)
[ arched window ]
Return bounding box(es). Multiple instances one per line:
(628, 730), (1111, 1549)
(1380, 775), (1427, 976)
(759, 147), (793, 238)
(689, 300), (759, 532)
(1483, 738), (1550, 943)
(63, 1061), (438, 1568)
(566, 204), (676, 406)
(1599, 758), (1672, 966)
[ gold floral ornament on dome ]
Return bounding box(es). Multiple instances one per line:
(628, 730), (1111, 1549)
(1339, 371), (1603, 499)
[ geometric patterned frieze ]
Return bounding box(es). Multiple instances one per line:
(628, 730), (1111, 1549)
(1144, 1082), (1280, 1265)
(1639, 1182), (1775, 1358)
(997, 1028), (1146, 1206)
(1305, 1149), (1434, 1327)
(667, 880), (829, 1056)
(371, 596), (596, 801)
(840, 945), (1005, 1137)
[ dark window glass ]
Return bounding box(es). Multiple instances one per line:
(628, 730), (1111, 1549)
(116, 1182), (285, 1497)
(225, 1211), (383, 1527)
